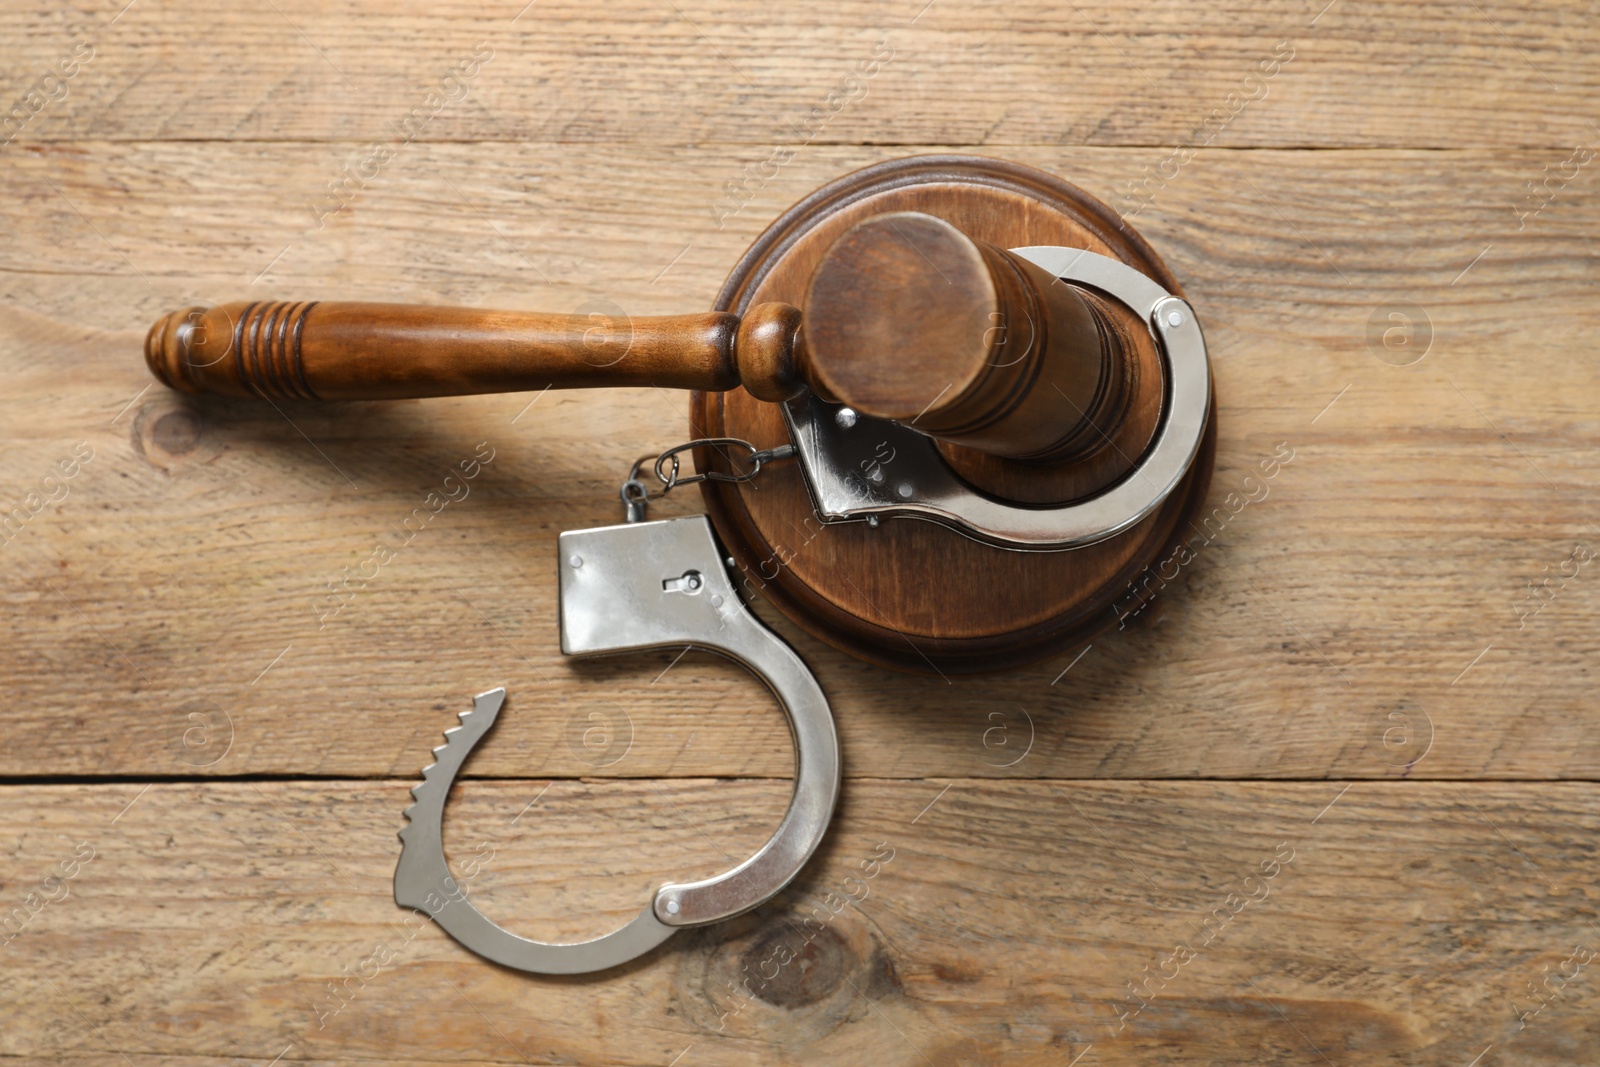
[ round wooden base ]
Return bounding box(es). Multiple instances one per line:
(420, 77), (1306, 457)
(692, 156), (1217, 674)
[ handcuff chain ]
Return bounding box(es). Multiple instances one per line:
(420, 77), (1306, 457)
(621, 437), (797, 522)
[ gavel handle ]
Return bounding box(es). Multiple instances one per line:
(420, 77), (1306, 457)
(145, 300), (806, 403)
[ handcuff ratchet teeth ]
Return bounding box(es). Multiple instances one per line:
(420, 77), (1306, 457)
(395, 514), (839, 975)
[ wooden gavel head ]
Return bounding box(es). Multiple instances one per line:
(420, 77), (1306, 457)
(143, 155), (1214, 673)
(804, 212), (1136, 461)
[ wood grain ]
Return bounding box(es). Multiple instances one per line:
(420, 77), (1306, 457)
(0, 2), (1594, 149)
(1, 143), (1595, 779)
(4, 2), (1599, 1061)
(3, 779), (1598, 1065)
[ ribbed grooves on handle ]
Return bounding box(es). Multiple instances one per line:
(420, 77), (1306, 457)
(232, 301), (320, 400)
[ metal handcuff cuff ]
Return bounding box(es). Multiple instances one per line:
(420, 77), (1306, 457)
(392, 248), (1211, 974)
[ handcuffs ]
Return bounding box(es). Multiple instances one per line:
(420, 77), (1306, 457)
(393, 249), (1211, 974)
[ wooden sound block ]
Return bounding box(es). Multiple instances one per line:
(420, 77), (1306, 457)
(692, 155), (1218, 674)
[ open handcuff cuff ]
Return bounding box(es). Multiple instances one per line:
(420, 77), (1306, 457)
(393, 248), (1211, 974)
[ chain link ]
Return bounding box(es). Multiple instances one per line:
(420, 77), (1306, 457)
(619, 438), (797, 522)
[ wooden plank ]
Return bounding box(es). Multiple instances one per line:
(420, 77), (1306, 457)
(0, 1), (1595, 149)
(4, 2), (1595, 1064)
(2, 141), (1597, 780)
(2, 779), (1597, 1064)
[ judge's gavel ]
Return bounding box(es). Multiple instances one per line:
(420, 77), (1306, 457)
(147, 212), (1138, 463)
(140, 154), (1214, 675)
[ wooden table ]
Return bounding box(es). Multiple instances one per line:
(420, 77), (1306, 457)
(3, 2), (1597, 1063)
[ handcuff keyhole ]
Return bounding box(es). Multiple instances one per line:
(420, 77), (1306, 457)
(662, 570), (704, 595)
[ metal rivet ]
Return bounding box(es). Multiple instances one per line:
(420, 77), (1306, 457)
(710, 594), (724, 608)
(569, 555), (583, 568)
(1166, 310), (1183, 327)
(867, 515), (880, 528)
(665, 898), (680, 915)
(835, 407), (858, 429)
(869, 467), (884, 484)
(896, 483), (914, 499)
